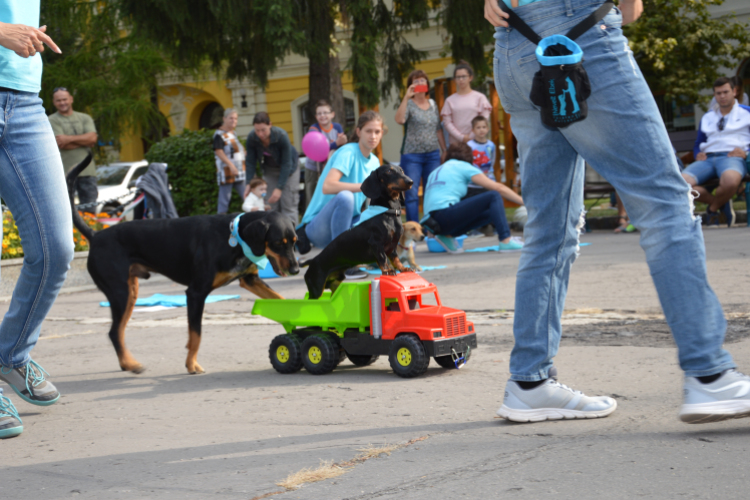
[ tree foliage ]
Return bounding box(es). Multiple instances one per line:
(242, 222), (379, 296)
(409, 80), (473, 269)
(437, 0), (496, 83)
(40, 0), (170, 146)
(623, 0), (750, 105)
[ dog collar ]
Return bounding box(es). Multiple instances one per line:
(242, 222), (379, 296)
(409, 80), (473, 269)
(228, 213), (269, 269)
(398, 242), (412, 250)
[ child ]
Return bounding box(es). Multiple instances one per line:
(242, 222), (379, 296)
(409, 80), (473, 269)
(465, 115), (497, 198)
(303, 100), (347, 208)
(242, 178), (271, 213)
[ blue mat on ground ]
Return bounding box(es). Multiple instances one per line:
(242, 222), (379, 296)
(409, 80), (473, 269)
(359, 265), (447, 275)
(466, 242), (590, 253)
(100, 293), (241, 308)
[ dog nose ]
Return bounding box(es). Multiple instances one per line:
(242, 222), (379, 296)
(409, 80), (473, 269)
(404, 176), (413, 188)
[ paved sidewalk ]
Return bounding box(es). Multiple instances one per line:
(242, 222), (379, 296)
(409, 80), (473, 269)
(1, 227), (749, 499)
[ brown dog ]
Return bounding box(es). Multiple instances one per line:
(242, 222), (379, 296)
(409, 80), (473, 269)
(398, 221), (424, 271)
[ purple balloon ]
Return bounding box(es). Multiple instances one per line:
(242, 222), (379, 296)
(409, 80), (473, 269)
(302, 131), (330, 162)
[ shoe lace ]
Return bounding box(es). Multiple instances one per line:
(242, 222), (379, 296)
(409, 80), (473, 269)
(23, 359), (50, 394)
(550, 380), (583, 396)
(0, 394), (21, 423)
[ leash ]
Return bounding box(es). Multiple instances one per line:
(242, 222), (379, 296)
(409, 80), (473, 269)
(228, 213), (270, 269)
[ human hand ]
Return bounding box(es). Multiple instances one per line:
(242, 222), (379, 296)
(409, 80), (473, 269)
(462, 135), (471, 143)
(243, 185), (251, 198)
(0, 24), (61, 58)
(619, 0), (643, 25)
(55, 135), (69, 148)
(696, 152), (707, 161)
(484, 0), (510, 28)
(267, 188), (282, 204)
(229, 166), (240, 177)
(404, 83), (417, 100)
(264, 204), (272, 210)
(727, 147), (747, 159)
(335, 133), (347, 146)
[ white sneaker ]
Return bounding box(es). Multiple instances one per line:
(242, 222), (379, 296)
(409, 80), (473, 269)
(679, 369), (750, 424)
(497, 379), (617, 423)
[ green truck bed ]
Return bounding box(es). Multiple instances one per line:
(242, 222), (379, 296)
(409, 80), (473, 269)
(252, 281), (371, 334)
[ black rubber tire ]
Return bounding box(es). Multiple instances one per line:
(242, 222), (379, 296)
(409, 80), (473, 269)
(268, 334), (303, 374)
(346, 353), (380, 367)
(301, 334), (339, 375)
(336, 348), (347, 366)
(388, 334), (429, 378)
(434, 355), (459, 369)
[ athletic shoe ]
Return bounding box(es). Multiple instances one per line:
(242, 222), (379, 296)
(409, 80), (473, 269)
(497, 379), (617, 422)
(703, 210), (720, 227)
(434, 235), (463, 254)
(0, 394), (22, 439)
(498, 237), (524, 252)
(679, 369), (750, 424)
(295, 224), (312, 254)
(0, 359), (60, 406)
(344, 267), (368, 280)
(720, 200), (735, 228)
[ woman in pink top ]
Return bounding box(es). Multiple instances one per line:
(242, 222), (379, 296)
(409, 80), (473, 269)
(441, 61), (493, 146)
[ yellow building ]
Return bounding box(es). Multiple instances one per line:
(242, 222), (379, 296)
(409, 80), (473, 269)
(119, 23), (464, 163)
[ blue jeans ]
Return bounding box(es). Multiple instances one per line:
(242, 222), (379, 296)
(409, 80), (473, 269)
(305, 191), (357, 248)
(401, 150), (441, 222)
(217, 180), (246, 213)
(682, 153), (748, 185)
(430, 191), (511, 241)
(0, 91), (74, 376)
(493, 0), (733, 381)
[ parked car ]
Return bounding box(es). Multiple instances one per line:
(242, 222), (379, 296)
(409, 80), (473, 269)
(91, 160), (149, 214)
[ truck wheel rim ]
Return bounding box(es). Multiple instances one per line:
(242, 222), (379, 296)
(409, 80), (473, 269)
(276, 345), (290, 363)
(308, 346), (322, 364)
(396, 347), (412, 366)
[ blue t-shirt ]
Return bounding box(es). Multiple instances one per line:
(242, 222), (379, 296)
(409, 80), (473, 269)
(299, 142), (380, 227)
(500, 0), (548, 7)
(421, 160), (483, 220)
(0, 0), (42, 92)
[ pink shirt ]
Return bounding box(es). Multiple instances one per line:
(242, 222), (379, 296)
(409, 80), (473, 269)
(441, 90), (493, 145)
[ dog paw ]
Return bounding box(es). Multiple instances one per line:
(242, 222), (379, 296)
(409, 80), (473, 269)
(120, 363), (145, 374)
(401, 268), (415, 273)
(415, 266), (423, 272)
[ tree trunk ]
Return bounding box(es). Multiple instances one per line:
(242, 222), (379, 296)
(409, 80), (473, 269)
(307, 0), (334, 122)
(329, 51), (346, 130)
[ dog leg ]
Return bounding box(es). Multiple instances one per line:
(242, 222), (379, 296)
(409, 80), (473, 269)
(388, 253), (413, 273)
(407, 248), (422, 272)
(240, 273), (284, 299)
(185, 289), (209, 374)
(109, 275), (145, 374)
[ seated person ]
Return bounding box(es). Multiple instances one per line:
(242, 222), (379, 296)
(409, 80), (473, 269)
(421, 143), (524, 253)
(683, 77), (750, 227)
(296, 111), (384, 266)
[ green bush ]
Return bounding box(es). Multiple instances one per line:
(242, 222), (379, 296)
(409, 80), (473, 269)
(145, 129), (244, 216)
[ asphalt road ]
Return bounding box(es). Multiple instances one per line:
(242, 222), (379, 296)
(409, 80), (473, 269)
(1, 226), (749, 499)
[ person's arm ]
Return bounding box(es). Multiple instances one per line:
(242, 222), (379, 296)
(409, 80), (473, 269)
(471, 173), (524, 206)
(215, 149), (238, 175)
(0, 23), (60, 57)
(395, 84), (417, 125)
(245, 133), (257, 182)
(333, 123), (347, 148)
(321, 168), (362, 195)
(619, 0), (643, 25)
(57, 131), (97, 150)
(693, 120), (707, 160)
(441, 101), (466, 143)
(267, 131), (293, 204)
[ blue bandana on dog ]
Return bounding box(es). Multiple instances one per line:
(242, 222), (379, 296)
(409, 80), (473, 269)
(228, 213), (269, 269)
(353, 206), (402, 227)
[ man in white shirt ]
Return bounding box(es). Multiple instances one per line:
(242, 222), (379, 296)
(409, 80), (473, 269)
(683, 77), (750, 227)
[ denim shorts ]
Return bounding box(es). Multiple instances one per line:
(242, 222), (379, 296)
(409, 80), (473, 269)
(682, 153), (748, 185)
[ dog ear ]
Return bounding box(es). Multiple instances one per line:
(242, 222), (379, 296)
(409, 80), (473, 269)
(360, 169), (382, 200)
(241, 218), (270, 256)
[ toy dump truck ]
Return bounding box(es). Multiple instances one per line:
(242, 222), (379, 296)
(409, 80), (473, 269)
(252, 273), (477, 378)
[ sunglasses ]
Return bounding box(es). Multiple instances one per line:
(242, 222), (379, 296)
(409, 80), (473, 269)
(718, 116), (726, 131)
(53, 87), (68, 94)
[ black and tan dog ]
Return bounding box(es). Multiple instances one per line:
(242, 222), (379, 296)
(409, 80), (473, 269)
(67, 156), (298, 375)
(303, 165), (413, 299)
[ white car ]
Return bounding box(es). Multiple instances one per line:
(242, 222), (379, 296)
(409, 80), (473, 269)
(93, 160), (149, 214)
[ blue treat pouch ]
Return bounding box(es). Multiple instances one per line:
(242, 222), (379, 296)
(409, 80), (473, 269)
(497, 1), (613, 129)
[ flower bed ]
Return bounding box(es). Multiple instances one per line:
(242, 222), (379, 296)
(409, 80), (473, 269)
(2, 210), (109, 259)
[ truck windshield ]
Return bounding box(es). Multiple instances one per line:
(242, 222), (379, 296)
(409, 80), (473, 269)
(406, 292), (439, 309)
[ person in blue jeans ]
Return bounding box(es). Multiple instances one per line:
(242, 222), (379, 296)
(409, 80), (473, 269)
(486, 0), (750, 425)
(0, 7), (72, 439)
(395, 69), (446, 221)
(681, 77), (749, 228)
(421, 143), (524, 253)
(296, 111), (384, 278)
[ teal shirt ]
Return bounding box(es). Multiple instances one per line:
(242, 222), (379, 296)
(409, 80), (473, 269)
(500, 0), (548, 7)
(0, 0), (42, 92)
(421, 160), (483, 221)
(299, 142), (380, 227)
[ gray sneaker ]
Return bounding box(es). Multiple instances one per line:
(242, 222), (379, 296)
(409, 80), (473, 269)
(0, 359), (60, 406)
(679, 369), (750, 424)
(0, 394), (23, 439)
(497, 379), (617, 422)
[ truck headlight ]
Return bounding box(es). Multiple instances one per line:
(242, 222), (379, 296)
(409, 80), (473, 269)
(433, 330), (442, 338)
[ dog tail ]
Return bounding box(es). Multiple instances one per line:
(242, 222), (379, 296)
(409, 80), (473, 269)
(66, 153), (96, 241)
